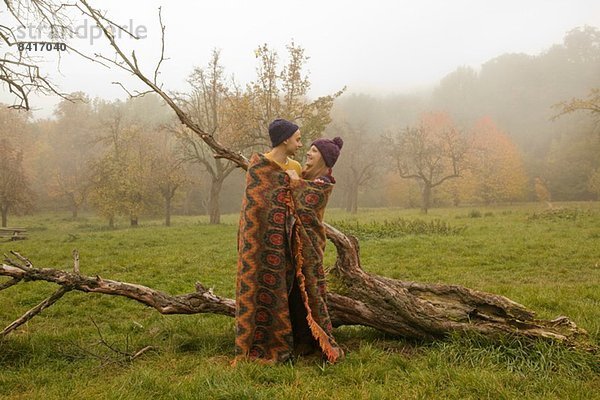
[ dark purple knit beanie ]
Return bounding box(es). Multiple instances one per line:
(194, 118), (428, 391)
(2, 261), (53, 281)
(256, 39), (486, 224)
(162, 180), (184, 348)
(268, 118), (299, 147)
(311, 137), (344, 168)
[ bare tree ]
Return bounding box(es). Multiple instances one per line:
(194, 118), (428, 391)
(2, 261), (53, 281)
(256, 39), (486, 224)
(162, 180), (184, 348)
(385, 113), (470, 213)
(173, 50), (240, 224)
(332, 122), (379, 214)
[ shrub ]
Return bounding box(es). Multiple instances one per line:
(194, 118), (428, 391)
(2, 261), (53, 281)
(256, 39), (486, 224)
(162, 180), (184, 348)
(527, 208), (592, 222)
(331, 217), (466, 239)
(468, 210), (482, 218)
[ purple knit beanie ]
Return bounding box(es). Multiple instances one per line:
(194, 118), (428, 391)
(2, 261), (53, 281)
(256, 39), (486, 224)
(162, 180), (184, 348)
(268, 118), (299, 147)
(311, 137), (344, 168)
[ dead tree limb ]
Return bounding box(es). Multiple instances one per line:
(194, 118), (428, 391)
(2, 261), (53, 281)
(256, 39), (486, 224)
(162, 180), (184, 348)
(1, 286), (70, 337)
(323, 225), (589, 346)
(0, 253), (235, 317)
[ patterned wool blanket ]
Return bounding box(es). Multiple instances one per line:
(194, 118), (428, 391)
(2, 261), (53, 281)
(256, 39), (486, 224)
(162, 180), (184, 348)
(235, 153), (343, 364)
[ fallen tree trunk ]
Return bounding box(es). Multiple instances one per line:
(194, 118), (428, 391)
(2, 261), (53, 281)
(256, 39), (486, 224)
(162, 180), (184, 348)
(323, 225), (588, 345)
(1, 228), (590, 349)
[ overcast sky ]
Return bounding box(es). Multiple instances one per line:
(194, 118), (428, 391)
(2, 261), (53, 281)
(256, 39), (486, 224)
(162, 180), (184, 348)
(2, 0), (599, 118)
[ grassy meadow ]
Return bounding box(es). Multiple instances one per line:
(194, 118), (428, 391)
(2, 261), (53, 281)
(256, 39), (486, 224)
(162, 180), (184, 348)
(1, 203), (599, 399)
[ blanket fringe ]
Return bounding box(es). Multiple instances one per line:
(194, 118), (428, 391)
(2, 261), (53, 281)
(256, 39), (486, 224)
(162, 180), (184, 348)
(287, 193), (342, 364)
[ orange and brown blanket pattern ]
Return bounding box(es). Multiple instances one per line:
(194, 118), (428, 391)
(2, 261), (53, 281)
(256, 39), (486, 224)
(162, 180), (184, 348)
(235, 153), (343, 364)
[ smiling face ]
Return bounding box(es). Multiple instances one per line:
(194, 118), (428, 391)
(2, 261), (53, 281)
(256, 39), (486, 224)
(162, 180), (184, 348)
(305, 145), (324, 169)
(303, 144), (328, 180)
(282, 130), (303, 156)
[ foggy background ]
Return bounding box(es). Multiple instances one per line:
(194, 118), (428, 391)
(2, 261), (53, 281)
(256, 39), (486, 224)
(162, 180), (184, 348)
(3, 0), (599, 116)
(1, 1), (599, 226)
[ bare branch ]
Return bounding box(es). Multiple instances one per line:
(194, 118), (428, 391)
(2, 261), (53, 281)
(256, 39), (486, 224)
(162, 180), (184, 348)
(0, 277), (21, 291)
(72, 248), (80, 273)
(131, 345), (155, 360)
(90, 317), (131, 358)
(111, 81), (152, 99)
(0, 258), (236, 317)
(78, 0), (248, 169)
(1, 286), (70, 337)
(153, 6), (166, 85)
(9, 251), (33, 270)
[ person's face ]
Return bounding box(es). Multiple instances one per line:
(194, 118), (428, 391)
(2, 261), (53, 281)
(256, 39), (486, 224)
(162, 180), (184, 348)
(283, 130), (303, 156)
(305, 145), (325, 169)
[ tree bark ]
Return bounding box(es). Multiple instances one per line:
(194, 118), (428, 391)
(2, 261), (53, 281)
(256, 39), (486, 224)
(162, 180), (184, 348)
(422, 184), (432, 214)
(165, 197), (172, 227)
(1, 207), (7, 228)
(208, 178), (223, 225)
(344, 183), (358, 214)
(344, 187), (352, 213)
(323, 224), (588, 345)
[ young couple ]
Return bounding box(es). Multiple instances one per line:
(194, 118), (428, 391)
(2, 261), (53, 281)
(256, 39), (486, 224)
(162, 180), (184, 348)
(235, 119), (344, 365)
(264, 118), (343, 185)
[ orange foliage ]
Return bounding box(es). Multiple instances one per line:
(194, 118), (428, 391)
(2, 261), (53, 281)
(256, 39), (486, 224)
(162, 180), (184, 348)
(468, 117), (528, 204)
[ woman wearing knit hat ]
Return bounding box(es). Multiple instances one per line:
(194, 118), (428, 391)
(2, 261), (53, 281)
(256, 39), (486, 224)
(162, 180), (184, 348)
(286, 136), (344, 184)
(283, 136), (343, 359)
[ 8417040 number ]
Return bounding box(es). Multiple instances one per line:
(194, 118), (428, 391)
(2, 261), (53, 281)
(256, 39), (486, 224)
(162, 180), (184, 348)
(17, 42), (67, 52)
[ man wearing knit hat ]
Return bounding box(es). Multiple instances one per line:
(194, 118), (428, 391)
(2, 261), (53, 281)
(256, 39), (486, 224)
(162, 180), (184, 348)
(264, 118), (303, 175)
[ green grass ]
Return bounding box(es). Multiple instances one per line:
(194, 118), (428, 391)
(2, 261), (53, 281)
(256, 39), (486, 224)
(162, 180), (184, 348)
(1, 203), (599, 399)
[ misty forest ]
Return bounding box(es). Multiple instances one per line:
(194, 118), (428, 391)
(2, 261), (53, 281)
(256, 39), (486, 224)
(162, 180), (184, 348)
(0, 1), (599, 399)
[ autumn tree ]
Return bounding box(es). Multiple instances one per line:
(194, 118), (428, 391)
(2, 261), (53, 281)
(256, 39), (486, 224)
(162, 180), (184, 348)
(116, 127), (159, 227)
(543, 127), (600, 200)
(534, 177), (552, 207)
(0, 139), (35, 227)
(152, 130), (187, 226)
(244, 42), (345, 153)
(0, 107), (35, 226)
(436, 169), (478, 207)
(175, 44), (343, 223)
(468, 117), (528, 204)
(89, 101), (162, 227)
(42, 93), (97, 217)
(385, 112), (469, 213)
(382, 171), (421, 208)
(550, 87), (600, 200)
(88, 154), (121, 228)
